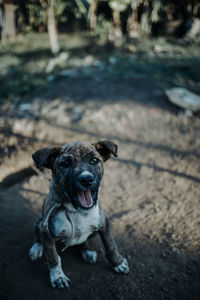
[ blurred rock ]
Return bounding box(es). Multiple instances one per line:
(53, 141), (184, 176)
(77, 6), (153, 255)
(186, 18), (200, 38)
(59, 69), (78, 77)
(127, 44), (136, 52)
(19, 103), (31, 111)
(84, 55), (94, 65)
(164, 87), (200, 113)
(46, 52), (69, 73)
(153, 45), (168, 54)
(184, 109), (193, 117)
(70, 106), (84, 123)
(109, 56), (117, 64)
(13, 119), (35, 137)
(47, 74), (55, 81)
(93, 60), (105, 70)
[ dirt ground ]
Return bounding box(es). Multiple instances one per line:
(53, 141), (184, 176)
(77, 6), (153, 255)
(0, 73), (200, 299)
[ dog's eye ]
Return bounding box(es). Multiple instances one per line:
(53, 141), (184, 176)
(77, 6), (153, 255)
(91, 157), (100, 165)
(61, 160), (71, 168)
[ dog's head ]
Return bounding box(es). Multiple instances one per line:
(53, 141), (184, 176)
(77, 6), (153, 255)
(32, 140), (118, 211)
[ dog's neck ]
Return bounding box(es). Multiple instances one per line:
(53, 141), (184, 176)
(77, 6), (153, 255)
(49, 180), (70, 204)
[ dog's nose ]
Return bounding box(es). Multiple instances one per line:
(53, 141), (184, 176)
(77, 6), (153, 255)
(79, 172), (95, 188)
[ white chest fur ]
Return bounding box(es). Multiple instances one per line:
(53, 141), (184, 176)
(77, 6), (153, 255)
(52, 204), (101, 247)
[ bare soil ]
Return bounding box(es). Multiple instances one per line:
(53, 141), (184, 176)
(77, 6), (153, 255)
(0, 76), (200, 300)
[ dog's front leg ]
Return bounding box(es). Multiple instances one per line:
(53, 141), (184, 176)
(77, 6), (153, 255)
(99, 216), (129, 274)
(43, 233), (70, 288)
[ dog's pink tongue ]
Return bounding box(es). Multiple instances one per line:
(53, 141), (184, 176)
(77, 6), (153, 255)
(77, 191), (93, 208)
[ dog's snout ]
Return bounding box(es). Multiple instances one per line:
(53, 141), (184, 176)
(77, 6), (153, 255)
(79, 172), (95, 188)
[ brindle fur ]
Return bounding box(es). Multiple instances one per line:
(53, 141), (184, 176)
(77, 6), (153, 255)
(30, 140), (129, 289)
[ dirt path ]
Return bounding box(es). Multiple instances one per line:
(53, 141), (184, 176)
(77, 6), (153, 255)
(0, 78), (200, 300)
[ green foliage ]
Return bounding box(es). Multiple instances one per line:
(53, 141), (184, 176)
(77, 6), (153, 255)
(22, 0), (200, 37)
(151, 0), (165, 22)
(94, 15), (114, 44)
(28, 2), (48, 28)
(74, 0), (87, 15)
(25, 0), (69, 31)
(109, 0), (131, 12)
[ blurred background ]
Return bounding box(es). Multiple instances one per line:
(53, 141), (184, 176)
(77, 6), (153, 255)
(0, 1), (200, 300)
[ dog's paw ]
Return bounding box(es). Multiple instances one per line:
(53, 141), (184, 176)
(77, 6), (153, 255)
(29, 242), (43, 261)
(113, 257), (129, 274)
(50, 256), (70, 289)
(81, 249), (97, 264)
(50, 271), (70, 289)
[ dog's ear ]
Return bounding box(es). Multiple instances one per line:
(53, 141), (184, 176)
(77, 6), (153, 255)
(32, 147), (61, 169)
(93, 140), (118, 162)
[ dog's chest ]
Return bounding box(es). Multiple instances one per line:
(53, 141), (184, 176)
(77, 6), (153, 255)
(51, 205), (101, 246)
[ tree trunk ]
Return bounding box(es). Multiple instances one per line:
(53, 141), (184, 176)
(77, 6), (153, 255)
(140, 2), (151, 35)
(113, 9), (121, 28)
(48, 0), (59, 55)
(0, 2), (6, 44)
(88, 0), (98, 32)
(3, 3), (17, 41)
(127, 8), (139, 38)
(112, 10), (122, 46)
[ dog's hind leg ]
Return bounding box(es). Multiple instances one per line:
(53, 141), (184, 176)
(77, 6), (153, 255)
(29, 217), (44, 261)
(79, 241), (97, 264)
(99, 216), (129, 274)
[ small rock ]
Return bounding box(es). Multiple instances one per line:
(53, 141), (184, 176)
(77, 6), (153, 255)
(70, 106), (83, 123)
(127, 44), (136, 52)
(13, 119), (35, 136)
(47, 74), (55, 82)
(109, 56), (117, 64)
(154, 207), (160, 213)
(161, 251), (167, 258)
(154, 45), (162, 53)
(19, 103), (31, 111)
(59, 69), (78, 77)
(84, 55), (94, 65)
(164, 87), (200, 112)
(184, 109), (193, 117)
(46, 52), (69, 73)
(154, 45), (168, 54)
(186, 18), (200, 38)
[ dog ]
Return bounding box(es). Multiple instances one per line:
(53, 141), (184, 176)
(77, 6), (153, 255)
(29, 140), (129, 288)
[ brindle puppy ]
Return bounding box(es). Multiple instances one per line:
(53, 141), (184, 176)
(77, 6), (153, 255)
(29, 140), (129, 289)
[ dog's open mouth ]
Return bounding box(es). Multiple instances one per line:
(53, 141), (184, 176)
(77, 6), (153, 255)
(74, 190), (97, 210)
